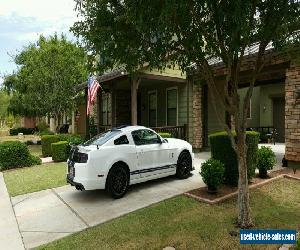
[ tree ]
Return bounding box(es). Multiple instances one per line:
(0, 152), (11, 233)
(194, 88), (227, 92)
(73, 0), (300, 227)
(0, 89), (10, 127)
(5, 34), (88, 120)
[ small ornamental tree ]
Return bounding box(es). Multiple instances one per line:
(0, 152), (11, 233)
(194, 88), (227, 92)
(73, 0), (300, 228)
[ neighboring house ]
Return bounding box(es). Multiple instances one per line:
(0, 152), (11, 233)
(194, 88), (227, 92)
(20, 117), (37, 129)
(81, 47), (300, 168)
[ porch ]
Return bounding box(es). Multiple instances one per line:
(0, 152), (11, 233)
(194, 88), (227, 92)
(192, 48), (300, 166)
(94, 69), (193, 141)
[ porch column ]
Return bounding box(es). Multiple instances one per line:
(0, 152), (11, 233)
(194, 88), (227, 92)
(71, 111), (75, 134)
(192, 84), (203, 150)
(131, 77), (140, 125)
(49, 117), (56, 132)
(110, 83), (116, 127)
(285, 63), (300, 166)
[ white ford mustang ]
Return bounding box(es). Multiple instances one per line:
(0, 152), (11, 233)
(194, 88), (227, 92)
(67, 125), (194, 198)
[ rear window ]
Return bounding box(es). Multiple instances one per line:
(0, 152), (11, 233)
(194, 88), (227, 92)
(83, 130), (121, 146)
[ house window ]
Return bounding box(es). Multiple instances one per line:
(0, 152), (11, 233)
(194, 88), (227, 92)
(148, 91), (157, 127)
(247, 98), (252, 119)
(166, 88), (178, 126)
(101, 94), (111, 125)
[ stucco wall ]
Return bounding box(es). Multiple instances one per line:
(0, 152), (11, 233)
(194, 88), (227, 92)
(259, 83), (285, 127)
(238, 86), (261, 128)
(237, 83), (285, 128)
(207, 80), (226, 135)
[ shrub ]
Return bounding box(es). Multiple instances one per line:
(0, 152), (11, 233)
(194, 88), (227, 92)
(257, 146), (276, 178)
(0, 141), (41, 170)
(200, 159), (225, 192)
(209, 131), (259, 186)
(27, 154), (42, 165)
(9, 127), (36, 136)
(57, 134), (84, 145)
(36, 120), (49, 133)
(158, 132), (172, 138)
(41, 135), (59, 157)
(51, 141), (69, 162)
(39, 129), (54, 136)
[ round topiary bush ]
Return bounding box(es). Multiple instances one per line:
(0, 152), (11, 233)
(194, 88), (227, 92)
(41, 135), (59, 157)
(200, 159), (225, 193)
(51, 141), (69, 162)
(0, 141), (41, 170)
(209, 131), (259, 186)
(257, 146), (276, 178)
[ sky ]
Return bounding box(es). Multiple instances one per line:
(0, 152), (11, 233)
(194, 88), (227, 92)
(0, 0), (79, 85)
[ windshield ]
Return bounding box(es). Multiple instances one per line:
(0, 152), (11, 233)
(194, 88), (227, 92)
(83, 130), (121, 146)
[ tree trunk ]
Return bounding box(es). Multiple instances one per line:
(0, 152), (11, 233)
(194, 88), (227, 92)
(236, 132), (253, 228)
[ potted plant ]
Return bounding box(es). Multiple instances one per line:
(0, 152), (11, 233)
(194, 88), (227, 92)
(200, 159), (225, 193)
(257, 146), (276, 178)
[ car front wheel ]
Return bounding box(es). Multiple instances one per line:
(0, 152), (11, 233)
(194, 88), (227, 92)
(106, 165), (129, 199)
(176, 151), (192, 179)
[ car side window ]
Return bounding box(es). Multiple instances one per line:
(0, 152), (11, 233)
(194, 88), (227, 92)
(114, 135), (129, 145)
(131, 129), (161, 145)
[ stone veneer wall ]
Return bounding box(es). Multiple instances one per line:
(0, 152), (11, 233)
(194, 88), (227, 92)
(285, 63), (300, 163)
(192, 84), (202, 150)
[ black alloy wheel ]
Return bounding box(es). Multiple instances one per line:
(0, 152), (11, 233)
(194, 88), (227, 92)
(106, 165), (129, 199)
(176, 151), (192, 179)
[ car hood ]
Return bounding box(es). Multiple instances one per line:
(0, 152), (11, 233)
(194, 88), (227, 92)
(165, 138), (191, 147)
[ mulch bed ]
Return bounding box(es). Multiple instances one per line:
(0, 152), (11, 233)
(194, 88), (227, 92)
(185, 167), (300, 204)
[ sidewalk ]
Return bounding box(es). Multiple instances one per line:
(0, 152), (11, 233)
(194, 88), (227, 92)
(0, 173), (24, 250)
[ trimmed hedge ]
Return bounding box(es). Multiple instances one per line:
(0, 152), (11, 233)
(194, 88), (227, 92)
(41, 135), (59, 157)
(10, 127), (36, 136)
(51, 141), (69, 162)
(209, 131), (259, 186)
(158, 132), (172, 138)
(57, 134), (84, 145)
(0, 141), (41, 170)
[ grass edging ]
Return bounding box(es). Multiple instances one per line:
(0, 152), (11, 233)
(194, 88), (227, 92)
(184, 174), (300, 205)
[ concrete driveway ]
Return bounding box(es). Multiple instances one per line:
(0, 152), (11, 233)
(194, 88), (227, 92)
(12, 152), (210, 249)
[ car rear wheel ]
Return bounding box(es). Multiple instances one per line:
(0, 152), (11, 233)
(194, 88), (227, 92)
(106, 165), (129, 199)
(176, 151), (192, 179)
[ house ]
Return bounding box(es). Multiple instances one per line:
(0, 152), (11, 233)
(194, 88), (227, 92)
(81, 48), (300, 168)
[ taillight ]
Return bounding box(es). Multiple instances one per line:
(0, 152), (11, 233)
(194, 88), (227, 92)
(74, 152), (88, 163)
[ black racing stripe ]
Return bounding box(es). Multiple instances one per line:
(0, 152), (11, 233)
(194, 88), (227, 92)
(130, 165), (176, 175)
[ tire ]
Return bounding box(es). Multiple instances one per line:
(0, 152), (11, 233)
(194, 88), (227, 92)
(176, 151), (192, 179)
(106, 164), (129, 199)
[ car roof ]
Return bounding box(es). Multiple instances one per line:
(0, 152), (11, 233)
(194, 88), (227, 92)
(115, 125), (148, 133)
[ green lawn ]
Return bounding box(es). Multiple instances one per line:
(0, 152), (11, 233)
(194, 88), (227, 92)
(3, 162), (66, 197)
(28, 144), (42, 157)
(39, 178), (300, 250)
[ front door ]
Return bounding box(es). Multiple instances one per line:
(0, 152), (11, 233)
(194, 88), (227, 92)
(273, 97), (285, 143)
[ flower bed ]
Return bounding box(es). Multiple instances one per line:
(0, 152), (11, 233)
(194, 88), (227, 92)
(185, 168), (300, 204)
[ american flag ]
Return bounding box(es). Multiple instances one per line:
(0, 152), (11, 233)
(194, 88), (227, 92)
(87, 75), (102, 116)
